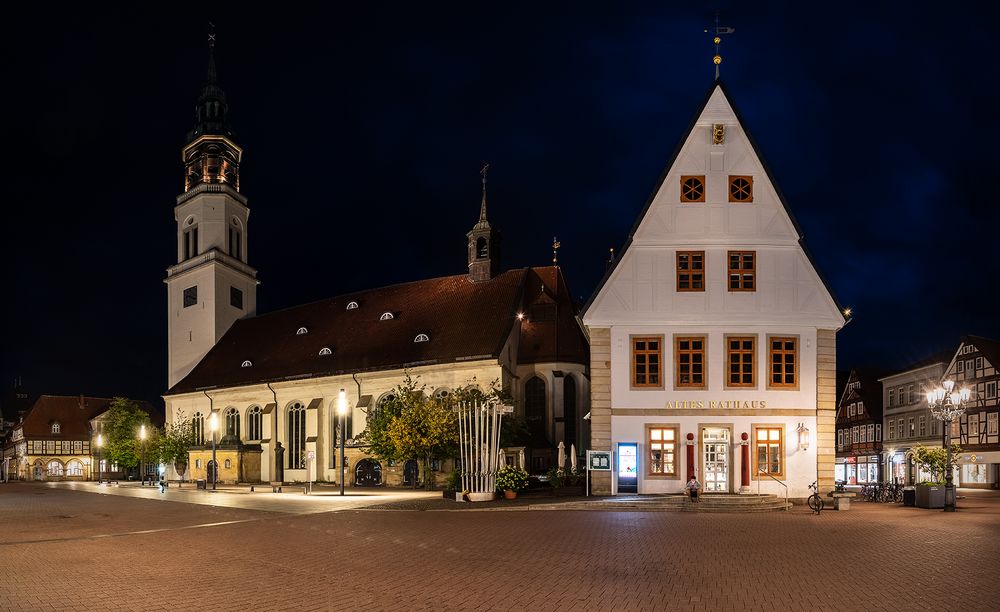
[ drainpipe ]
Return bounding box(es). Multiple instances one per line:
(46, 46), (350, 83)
(267, 382), (279, 482)
(203, 390), (213, 485)
(352, 373), (362, 440)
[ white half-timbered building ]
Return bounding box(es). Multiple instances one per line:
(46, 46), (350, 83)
(583, 81), (847, 498)
(943, 336), (1000, 489)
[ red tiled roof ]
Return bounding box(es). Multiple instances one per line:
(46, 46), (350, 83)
(169, 267), (590, 395)
(517, 267), (590, 365)
(18, 396), (161, 439)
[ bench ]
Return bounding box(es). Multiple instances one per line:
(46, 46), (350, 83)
(827, 491), (855, 511)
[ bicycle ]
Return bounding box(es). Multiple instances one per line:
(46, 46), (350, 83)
(807, 480), (824, 514)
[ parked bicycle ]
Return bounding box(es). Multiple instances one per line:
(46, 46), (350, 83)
(807, 480), (824, 514)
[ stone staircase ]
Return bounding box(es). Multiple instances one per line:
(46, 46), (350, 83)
(530, 493), (792, 513)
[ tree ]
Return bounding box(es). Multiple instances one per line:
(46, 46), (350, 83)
(387, 393), (458, 490)
(907, 443), (962, 483)
(102, 397), (153, 475)
(155, 410), (195, 477)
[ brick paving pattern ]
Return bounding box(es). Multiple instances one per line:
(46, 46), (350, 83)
(1, 483), (998, 611)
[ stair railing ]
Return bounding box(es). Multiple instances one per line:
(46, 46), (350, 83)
(757, 468), (789, 511)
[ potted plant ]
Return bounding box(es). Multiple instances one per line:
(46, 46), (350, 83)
(443, 469), (462, 499)
(495, 465), (529, 499)
(907, 444), (960, 509)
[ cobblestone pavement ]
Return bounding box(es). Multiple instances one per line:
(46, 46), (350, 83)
(1, 483), (998, 611)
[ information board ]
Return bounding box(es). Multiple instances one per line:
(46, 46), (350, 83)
(587, 450), (612, 471)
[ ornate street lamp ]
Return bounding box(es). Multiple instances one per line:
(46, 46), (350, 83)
(139, 424), (147, 486)
(338, 389), (347, 496)
(209, 412), (219, 490)
(795, 423), (811, 451)
(926, 380), (971, 512)
(96, 433), (103, 484)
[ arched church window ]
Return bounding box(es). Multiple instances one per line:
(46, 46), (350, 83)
(380, 312), (394, 321)
(183, 221), (199, 260)
(564, 375), (577, 448)
(224, 407), (240, 440)
(192, 412), (205, 445)
(228, 219), (242, 261)
(246, 406), (263, 441)
(525, 377), (546, 438)
(287, 402), (306, 470)
(476, 237), (488, 259)
(414, 334), (429, 343)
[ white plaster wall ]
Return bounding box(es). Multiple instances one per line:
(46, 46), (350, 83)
(611, 414), (818, 498)
(164, 360), (503, 483)
(609, 326), (817, 410)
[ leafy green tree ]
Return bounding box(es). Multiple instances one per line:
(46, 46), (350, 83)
(387, 393), (458, 490)
(155, 410), (195, 475)
(907, 443), (963, 484)
(102, 397), (153, 475)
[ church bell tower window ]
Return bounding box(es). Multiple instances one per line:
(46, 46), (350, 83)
(476, 237), (488, 259)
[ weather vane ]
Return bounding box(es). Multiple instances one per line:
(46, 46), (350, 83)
(208, 22), (216, 48)
(704, 11), (735, 80)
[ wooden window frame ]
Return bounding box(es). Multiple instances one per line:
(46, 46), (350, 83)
(676, 251), (705, 292)
(767, 335), (799, 390)
(674, 335), (707, 389)
(728, 175), (754, 202)
(727, 251), (756, 292)
(645, 424), (680, 479)
(752, 424), (784, 480)
(630, 335), (664, 390)
(725, 335), (756, 389)
(679, 175), (706, 203)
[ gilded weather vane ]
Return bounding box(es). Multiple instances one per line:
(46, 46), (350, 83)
(704, 12), (735, 80)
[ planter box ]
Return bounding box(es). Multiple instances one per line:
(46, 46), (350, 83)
(553, 484), (585, 497)
(915, 485), (944, 509)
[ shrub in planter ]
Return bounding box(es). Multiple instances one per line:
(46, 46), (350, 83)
(445, 469), (463, 491)
(495, 465), (529, 493)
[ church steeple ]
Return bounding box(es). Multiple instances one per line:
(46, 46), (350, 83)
(182, 29), (241, 193)
(467, 164), (501, 282)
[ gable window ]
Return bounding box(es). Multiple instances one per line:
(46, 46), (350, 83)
(676, 251), (705, 291)
(631, 337), (662, 388)
(648, 426), (678, 477)
(986, 382), (997, 398)
(183, 286), (198, 308)
(246, 406), (263, 441)
(676, 336), (706, 388)
(230, 286), (243, 309)
(51, 422), (61, 434)
(727, 251), (756, 291)
(866, 424), (874, 442)
(754, 426), (784, 478)
(975, 357), (983, 370)
(726, 336), (755, 387)
(679, 175), (705, 203)
(768, 337), (797, 388)
(728, 175), (753, 202)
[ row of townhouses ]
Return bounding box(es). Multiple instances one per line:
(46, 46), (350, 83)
(836, 337), (1000, 489)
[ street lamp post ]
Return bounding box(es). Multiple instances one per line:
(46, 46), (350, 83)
(927, 379), (971, 512)
(338, 389), (347, 496)
(139, 424), (147, 486)
(96, 433), (103, 484)
(209, 412), (219, 490)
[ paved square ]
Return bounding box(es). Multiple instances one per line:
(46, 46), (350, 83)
(1, 483), (998, 611)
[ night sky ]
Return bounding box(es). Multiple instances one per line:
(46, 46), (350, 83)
(3, 4), (998, 407)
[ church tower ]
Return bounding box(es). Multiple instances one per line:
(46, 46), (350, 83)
(466, 165), (501, 282)
(165, 37), (258, 389)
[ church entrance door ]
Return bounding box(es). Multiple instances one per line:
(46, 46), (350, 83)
(403, 460), (418, 486)
(355, 459), (382, 487)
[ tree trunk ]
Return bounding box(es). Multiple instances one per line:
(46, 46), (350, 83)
(423, 455), (432, 490)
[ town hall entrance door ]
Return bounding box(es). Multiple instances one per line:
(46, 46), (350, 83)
(702, 428), (730, 493)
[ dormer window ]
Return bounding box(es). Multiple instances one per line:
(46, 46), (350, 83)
(380, 312), (394, 321)
(414, 334), (429, 343)
(346, 301), (359, 310)
(296, 327), (308, 335)
(241, 360), (252, 368)
(319, 347), (332, 356)
(51, 422), (61, 434)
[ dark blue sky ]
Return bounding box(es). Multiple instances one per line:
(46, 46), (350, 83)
(3, 3), (998, 405)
